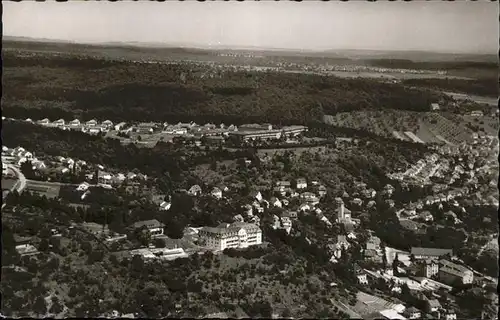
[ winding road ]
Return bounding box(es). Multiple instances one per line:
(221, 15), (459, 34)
(2, 164), (27, 210)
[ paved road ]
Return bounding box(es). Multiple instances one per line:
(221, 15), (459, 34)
(7, 164), (27, 193)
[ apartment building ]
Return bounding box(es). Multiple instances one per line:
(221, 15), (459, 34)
(438, 259), (474, 285)
(198, 222), (262, 251)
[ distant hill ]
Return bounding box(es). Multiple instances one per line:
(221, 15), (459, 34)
(3, 36), (496, 62)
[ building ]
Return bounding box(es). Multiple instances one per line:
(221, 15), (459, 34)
(411, 247), (453, 260)
(188, 185), (202, 196)
(438, 259), (474, 285)
(403, 307), (421, 319)
(86, 119), (98, 127)
(198, 222), (262, 251)
(211, 187), (223, 199)
(15, 244), (39, 256)
(131, 219), (165, 237)
(296, 178), (307, 189)
(366, 236), (381, 252)
(431, 103), (440, 111)
(419, 260), (439, 278)
(53, 119), (65, 126)
(114, 122), (127, 131)
(426, 299), (442, 313)
(69, 119), (81, 126)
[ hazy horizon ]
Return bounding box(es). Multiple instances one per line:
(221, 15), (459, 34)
(3, 1), (498, 54)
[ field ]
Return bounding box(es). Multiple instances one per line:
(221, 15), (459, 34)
(24, 180), (61, 198)
(324, 111), (476, 145)
(2, 178), (18, 191)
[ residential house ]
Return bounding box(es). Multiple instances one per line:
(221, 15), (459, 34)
(137, 122), (156, 134)
(242, 204), (253, 217)
(37, 118), (51, 125)
(318, 185), (327, 197)
(300, 192), (319, 205)
(198, 222), (262, 251)
(403, 307), (422, 319)
(280, 215), (292, 234)
(114, 122), (127, 131)
(419, 260), (440, 278)
(276, 180), (291, 189)
(366, 236), (381, 252)
(298, 203), (311, 212)
(53, 119), (65, 126)
(211, 187), (223, 199)
(159, 201), (171, 211)
(270, 197), (282, 208)
(431, 103), (440, 111)
(418, 211), (434, 222)
(411, 247), (453, 260)
(188, 185), (202, 196)
(336, 235), (350, 250)
(131, 219), (165, 237)
(357, 272), (369, 285)
(102, 120), (114, 128)
(438, 259), (474, 285)
(76, 182), (91, 192)
(86, 119), (98, 127)
(15, 244), (40, 256)
(426, 299), (442, 313)
(69, 119), (81, 126)
(296, 178), (307, 189)
(351, 198), (363, 207)
(443, 309), (457, 320)
(288, 211), (298, 219)
(252, 201), (264, 213)
(233, 214), (245, 223)
(250, 191), (263, 202)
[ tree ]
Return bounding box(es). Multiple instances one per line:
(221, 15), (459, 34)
(33, 296), (47, 315)
(38, 239), (50, 252)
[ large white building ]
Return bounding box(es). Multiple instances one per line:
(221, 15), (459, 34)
(198, 222), (262, 251)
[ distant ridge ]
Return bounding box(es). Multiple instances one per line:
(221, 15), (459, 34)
(3, 35), (497, 62)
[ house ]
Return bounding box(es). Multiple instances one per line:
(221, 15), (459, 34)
(15, 244), (40, 256)
(270, 197), (282, 208)
(430, 103), (440, 111)
(403, 307), (421, 319)
(357, 273), (369, 285)
(159, 201), (172, 211)
(137, 122), (156, 134)
(53, 119), (65, 126)
(280, 216), (292, 234)
(419, 260), (439, 278)
(250, 190), (263, 202)
(411, 247), (453, 260)
(233, 214), (245, 223)
(276, 180), (291, 189)
(86, 119), (98, 127)
(298, 203), (311, 212)
(318, 185), (327, 197)
(296, 178), (307, 189)
(288, 211), (298, 219)
(198, 222), (262, 251)
(438, 259), (474, 285)
(102, 120), (114, 128)
(300, 192), (319, 205)
(366, 236), (381, 252)
(426, 299), (442, 313)
(76, 182), (91, 192)
(211, 187), (223, 199)
(418, 211), (434, 222)
(131, 219), (165, 237)
(37, 118), (51, 125)
(114, 122), (127, 131)
(336, 235), (350, 250)
(443, 309), (457, 320)
(188, 185), (202, 196)
(351, 198), (363, 206)
(69, 119), (81, 126)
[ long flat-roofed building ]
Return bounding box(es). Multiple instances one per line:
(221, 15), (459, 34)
(228, 125), (307, 142)
(198, 222), (262, 251)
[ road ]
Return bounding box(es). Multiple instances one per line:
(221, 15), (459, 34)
(7, 164), (27, 193)
(2, 165), (27, 210)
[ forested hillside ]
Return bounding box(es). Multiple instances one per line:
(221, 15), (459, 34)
(3, 52), (446, 124)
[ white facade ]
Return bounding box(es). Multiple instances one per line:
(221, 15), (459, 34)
(199, 222), (262, 251)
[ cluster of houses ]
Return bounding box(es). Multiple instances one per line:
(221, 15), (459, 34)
(22, 117), (308, 144)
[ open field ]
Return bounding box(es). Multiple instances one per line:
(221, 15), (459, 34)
(2, 178), (18, 191)
(324, 111), (477, 145)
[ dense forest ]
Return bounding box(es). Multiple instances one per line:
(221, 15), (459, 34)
(3, 52), (447, 124)
(402, 78), (498, 98)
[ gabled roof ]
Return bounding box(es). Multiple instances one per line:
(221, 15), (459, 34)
(411, 247), (453, 257)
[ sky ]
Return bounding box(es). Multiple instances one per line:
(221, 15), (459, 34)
(3, 1), (498, 54)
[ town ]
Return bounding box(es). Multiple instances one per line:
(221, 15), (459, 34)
(1, 1), (498, 319)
